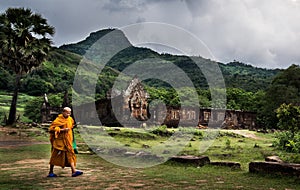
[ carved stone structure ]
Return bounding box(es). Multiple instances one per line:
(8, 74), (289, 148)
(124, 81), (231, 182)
(71, 77), (150, 127)
(41, 91), (72, 123)
(123, 77), (150, 121)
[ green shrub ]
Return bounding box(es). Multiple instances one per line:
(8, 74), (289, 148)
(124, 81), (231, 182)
(151, 125), (174, 137)
(24, 97), (43, 122)
(273, 131), (300, 153)
(276, 103), (300, 133)
(178, 127), (203, 137)
(24, 93), (63, 122)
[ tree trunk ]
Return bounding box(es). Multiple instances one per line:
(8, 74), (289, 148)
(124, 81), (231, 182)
(7, 74), (21, 126)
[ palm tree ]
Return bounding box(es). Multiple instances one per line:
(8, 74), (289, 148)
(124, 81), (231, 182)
(0, 8), (55, 125)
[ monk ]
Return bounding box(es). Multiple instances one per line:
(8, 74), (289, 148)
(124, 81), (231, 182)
(47, 107), (83, 177)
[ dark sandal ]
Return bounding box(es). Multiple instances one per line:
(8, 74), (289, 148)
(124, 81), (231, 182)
(47, 173), (57, 177)
(72, 171), (83, 177)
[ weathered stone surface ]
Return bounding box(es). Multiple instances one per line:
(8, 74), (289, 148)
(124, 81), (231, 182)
(169, 155), (210, 166)
(265, 156), (284, 163)
(78, 150), (93, 155)
(249, 161), (300, 177)
(210, 161), (241, 169)
(135, 151), (164, 161)
(124, 151), (164, 161)
(108, 148), (127, 154)
(124, 151), (136, 156)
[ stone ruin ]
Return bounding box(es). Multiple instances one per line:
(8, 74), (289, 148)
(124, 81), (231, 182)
(64, 77), (257, 128)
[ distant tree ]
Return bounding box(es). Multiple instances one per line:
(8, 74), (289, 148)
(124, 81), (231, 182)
(274, 103), (300, 153)
(225, 88), (264, 111)
(260, 64), (300, 128)
(276, 103), (300, 134)
(0, 8), (54, 125)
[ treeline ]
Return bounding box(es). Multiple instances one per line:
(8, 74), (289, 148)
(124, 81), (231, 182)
(0, 49), (80, 95)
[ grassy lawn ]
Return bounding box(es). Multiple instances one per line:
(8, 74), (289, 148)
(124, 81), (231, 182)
(0, 91), (35, 123)
(0, 126), (299, 189)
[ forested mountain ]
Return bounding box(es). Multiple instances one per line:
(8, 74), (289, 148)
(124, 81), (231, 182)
(0, 28), (281, 96)
(60, 28), (281, 92)
(219, 61), (281, 91)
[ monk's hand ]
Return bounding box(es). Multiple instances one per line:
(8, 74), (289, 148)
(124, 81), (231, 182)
(64, 128), (70, 132)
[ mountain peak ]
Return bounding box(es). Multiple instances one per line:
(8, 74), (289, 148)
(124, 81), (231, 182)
(59, 28), (131, 55)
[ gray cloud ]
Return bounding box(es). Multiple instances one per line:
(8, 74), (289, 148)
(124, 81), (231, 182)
(103, 0), (148, 12)
(184, 0), (300, 68)
(1, 0), (300, 69)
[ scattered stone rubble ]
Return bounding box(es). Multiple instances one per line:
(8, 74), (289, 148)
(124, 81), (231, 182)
(169, 155), (299, 177)
(249, 156), (300, 177)
(169, 155), (241, 169)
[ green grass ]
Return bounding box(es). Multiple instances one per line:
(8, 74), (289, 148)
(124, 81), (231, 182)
(0, 126), (299, 189)
(76, 126), (300, 165)
(0, 91), (35, 123)
(143, 162), (300, 190)
(0, 144), (50, 163)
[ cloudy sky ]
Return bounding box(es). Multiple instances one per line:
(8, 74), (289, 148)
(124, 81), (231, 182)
(1, 0), (300, 69)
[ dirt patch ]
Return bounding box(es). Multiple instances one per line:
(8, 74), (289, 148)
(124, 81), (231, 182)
(0, 127), (160, 189)
(227, 130), (262, 140)
(0, 159), (48, 171)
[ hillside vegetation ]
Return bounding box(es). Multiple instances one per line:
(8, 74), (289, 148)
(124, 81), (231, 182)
(60, 28), (280, 92)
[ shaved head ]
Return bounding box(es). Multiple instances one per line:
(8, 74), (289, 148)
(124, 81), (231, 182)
(63, 107), (72, 112)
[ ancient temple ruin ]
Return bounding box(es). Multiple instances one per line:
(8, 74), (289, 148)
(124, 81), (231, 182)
(123, 77), (150, 121)
(42, 77), (256, 129)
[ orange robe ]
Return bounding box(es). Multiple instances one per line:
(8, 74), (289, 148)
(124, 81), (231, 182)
(49, 114), (76, 167)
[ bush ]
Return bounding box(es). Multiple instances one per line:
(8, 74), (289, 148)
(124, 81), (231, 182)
(276, 103), (300, 132)
(273, 131), (300, 153)
(21, 76), (54, 96)
(151, 125), (174, 137)
(24, 93), (63, 122)
(24, 97), (43, 122)
(178, 127), (203, 137)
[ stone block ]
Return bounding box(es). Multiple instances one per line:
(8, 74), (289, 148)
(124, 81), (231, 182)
(249, 161), (300, 177)
(210, 161), (241, 169)
(169, 155), (210, 166)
